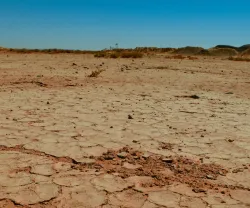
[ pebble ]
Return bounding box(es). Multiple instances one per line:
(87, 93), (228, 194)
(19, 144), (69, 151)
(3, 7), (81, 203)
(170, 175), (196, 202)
(128, 115), (133, 119)
(117, 152), (127, 159)
(192, 188), (206, 193)
(104, 155), (114, 160)
(206, 175), (214, 180)
(162, 158), (173, 163)
(142, 153), (151, 159)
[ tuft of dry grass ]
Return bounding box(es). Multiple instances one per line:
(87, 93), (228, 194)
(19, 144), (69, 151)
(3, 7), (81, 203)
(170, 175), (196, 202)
(87, 69), (105, 78)
(110, 52), (119, 58)
(94, 51), (143, 59)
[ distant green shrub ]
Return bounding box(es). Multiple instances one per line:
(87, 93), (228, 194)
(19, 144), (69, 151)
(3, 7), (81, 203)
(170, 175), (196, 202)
(94, 52), (106, 58)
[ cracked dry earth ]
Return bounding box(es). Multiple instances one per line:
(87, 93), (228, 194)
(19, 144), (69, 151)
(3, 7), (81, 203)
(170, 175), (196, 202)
(0, 53), (250, 208)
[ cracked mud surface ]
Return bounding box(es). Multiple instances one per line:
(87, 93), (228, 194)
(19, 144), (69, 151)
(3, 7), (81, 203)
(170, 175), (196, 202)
(0, 53), (250, 207)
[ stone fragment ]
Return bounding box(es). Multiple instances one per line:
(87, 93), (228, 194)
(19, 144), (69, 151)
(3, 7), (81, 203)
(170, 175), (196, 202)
(117, 152), (127, 158)
(206, 174), (214, 180)
(162, 158), (173, 163)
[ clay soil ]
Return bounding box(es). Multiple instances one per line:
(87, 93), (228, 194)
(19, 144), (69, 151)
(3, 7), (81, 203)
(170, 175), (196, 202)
(0, 53), (250, 208)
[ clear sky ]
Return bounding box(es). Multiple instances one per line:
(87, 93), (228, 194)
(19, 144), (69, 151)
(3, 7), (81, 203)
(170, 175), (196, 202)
(0, 0), (249, 50)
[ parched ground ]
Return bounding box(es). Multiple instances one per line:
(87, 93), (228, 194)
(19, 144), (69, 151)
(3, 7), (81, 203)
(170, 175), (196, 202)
(0, 53), (250, 208)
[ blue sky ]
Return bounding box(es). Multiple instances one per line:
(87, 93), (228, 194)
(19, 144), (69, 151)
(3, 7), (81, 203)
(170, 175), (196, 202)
(0, 0), (249, 50)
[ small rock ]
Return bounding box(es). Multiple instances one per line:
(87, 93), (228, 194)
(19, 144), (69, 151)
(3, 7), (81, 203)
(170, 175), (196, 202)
(192, 188), (206, 193)
(142, 153), (151, 159)
(162, 158), (173, 163)
(132, 140), (138, 143)
(117, 152), (127, 159)
(206, 175), (214, 180)
(190, 95), (200, 99)
(104, 154), (115, 160)
(219, 171), (226, 176)
(228, 139), (234, 143)
(128, 115), (133, 119)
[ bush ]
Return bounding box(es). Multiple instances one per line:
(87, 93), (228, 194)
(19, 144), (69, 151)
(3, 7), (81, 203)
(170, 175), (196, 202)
(120, 51), (143, 58)
(94, 52), (106, 58)
(110, 52), (119, 58)
(93, 50), (143, 59)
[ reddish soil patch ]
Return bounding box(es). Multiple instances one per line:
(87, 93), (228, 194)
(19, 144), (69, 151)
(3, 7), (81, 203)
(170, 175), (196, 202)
(95, 147), (228, 192)
(0, 145), (234, 193)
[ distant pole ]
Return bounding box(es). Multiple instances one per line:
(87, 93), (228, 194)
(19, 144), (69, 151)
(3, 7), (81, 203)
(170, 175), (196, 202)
(115, 43), (118, 49)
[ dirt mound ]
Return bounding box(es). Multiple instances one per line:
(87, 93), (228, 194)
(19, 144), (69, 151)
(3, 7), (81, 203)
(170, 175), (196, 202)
(214, 44), (250, 52)
(238, 44), (250, 52)
(197, 49), (211, 55)
(240, 48), (250, 57)
(215, 45), (238, 50)
(173, 47), (204, 55)
(208, 48), (238, 56)
(96, 147), (228, 191)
